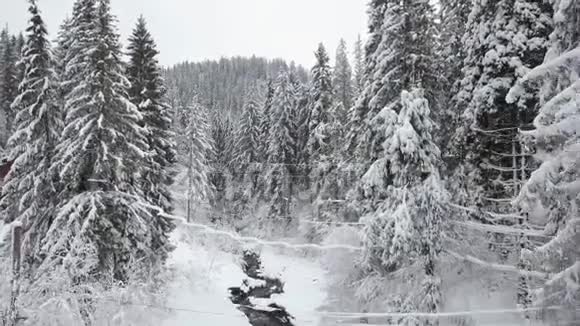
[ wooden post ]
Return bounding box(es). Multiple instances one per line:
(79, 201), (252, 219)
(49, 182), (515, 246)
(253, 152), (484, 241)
(7, 223), (23, 326)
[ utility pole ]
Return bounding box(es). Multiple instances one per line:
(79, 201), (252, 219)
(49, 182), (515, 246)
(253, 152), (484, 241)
(4, 223), (23, 326)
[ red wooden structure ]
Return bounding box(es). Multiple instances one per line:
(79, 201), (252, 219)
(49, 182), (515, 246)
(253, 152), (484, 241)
(0, 160), (13, 185)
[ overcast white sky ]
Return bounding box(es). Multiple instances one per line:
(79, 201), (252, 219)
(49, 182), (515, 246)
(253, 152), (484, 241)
(1, 0), (368, 68)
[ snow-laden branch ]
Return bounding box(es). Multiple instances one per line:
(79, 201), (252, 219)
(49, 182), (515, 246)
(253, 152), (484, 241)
(507, 48), (580, 103)
(546, 262), (580, 287)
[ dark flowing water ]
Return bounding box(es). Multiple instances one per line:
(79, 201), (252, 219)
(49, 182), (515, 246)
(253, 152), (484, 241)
(228, 250), (295, 326)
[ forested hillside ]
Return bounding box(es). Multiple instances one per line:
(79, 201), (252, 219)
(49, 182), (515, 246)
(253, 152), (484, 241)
(164, 57), (309, 115)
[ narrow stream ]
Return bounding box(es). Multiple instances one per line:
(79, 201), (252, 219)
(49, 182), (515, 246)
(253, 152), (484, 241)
(228, 250), (296, 326)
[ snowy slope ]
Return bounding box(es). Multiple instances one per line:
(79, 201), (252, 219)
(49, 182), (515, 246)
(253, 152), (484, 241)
(258, 249), (328, 325)
(161, 228), (248, 325)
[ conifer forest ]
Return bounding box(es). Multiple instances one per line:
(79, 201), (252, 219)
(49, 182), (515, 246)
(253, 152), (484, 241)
(0, 0), (579, 325)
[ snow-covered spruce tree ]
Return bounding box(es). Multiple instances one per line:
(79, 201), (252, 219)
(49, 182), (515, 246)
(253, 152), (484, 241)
(307, 43), (334, 186)
(346, 0), (439, 219)
(0, 0), (62, 270)
(55, 0), (98, 107)
(506, 1), (580, 323)
(439, 0), (471, 100)
(53, 18), (71, 75)
(333, 39), (353, 127)
(0, 28), (19, 147)
(437, 0), (472, 162)
(329, 39), (356, 222)
(360, 89), (447, 325)
(208, 114), (237, 223)
(237, 85), (264, 174)
(250, 79), (275, 203)
(263, 71), (298, 231)
(293, 81), (312, 189)
(258, 80), (275, 161)
(127, 16), (177, 213)
(344, 0), (389, 168)
(41, 0), (173, 285)
(352, 34), (365, 99)
(341, 34), (366, 216)
(305, 43), (346, 240)
(175, 97), (212, 223)
(230, 86), (265, 225)
(451, 0), (552, 311)
(53, 17), (73, 128)
(452, 0), (552, 210)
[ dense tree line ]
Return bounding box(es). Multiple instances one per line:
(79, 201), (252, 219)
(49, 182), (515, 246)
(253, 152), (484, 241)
(164, 57), (308, 116)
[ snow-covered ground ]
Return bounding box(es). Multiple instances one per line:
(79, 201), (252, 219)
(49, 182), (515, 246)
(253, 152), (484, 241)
(257, 249), (328, 325)
(0, 215), (552, 326)
(162, 229), (247, 325)
(162, 227), (328, 326)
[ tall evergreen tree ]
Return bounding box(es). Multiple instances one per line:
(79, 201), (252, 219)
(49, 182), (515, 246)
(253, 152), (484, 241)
(344, 0), (387, 165)
(208, 114), (237, 222)
(264, 71), (298, 227)
(237, 86), (264, 170)
(333, 38), (353, 126)
(306, 43), (342, 231)
(56, 0), (97, 102)
(439, 0), (471, 93)
(360, 88), (446, 324)
(175, 97), (212, 223)
(0, 0), (62, 269)
(307, 43), (334, 167)
(230, 86), (265, 220)
(352, 34), (364, 99)
(127, 16), (177, 213)
(438, 0), (472, 159)
(347, 0), (439, 218)
(345, 0), (446, 320)
(450, 0), (552, 314)
(53, 17), (71, 79)
(42, 0), (172, 284)
(452, 0), (552, 209)
(345, 0), (438, 172)
(293, 82), (312, 186)
(258, 80), (274, 161)
(0, 28), (19, 147)
(507, 1), (580, 323)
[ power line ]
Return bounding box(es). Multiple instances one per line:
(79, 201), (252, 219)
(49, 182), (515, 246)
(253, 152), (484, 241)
(317, 305), (574, 319)
(98, 298), (577, 321)
(207, 162), (369, 168)
(99, 298), (246, 318)
(445, 249), (550, 279)
(173, 199), (546, 235)
(163, 212), (365, 251)
(165, 211), (551, 279)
